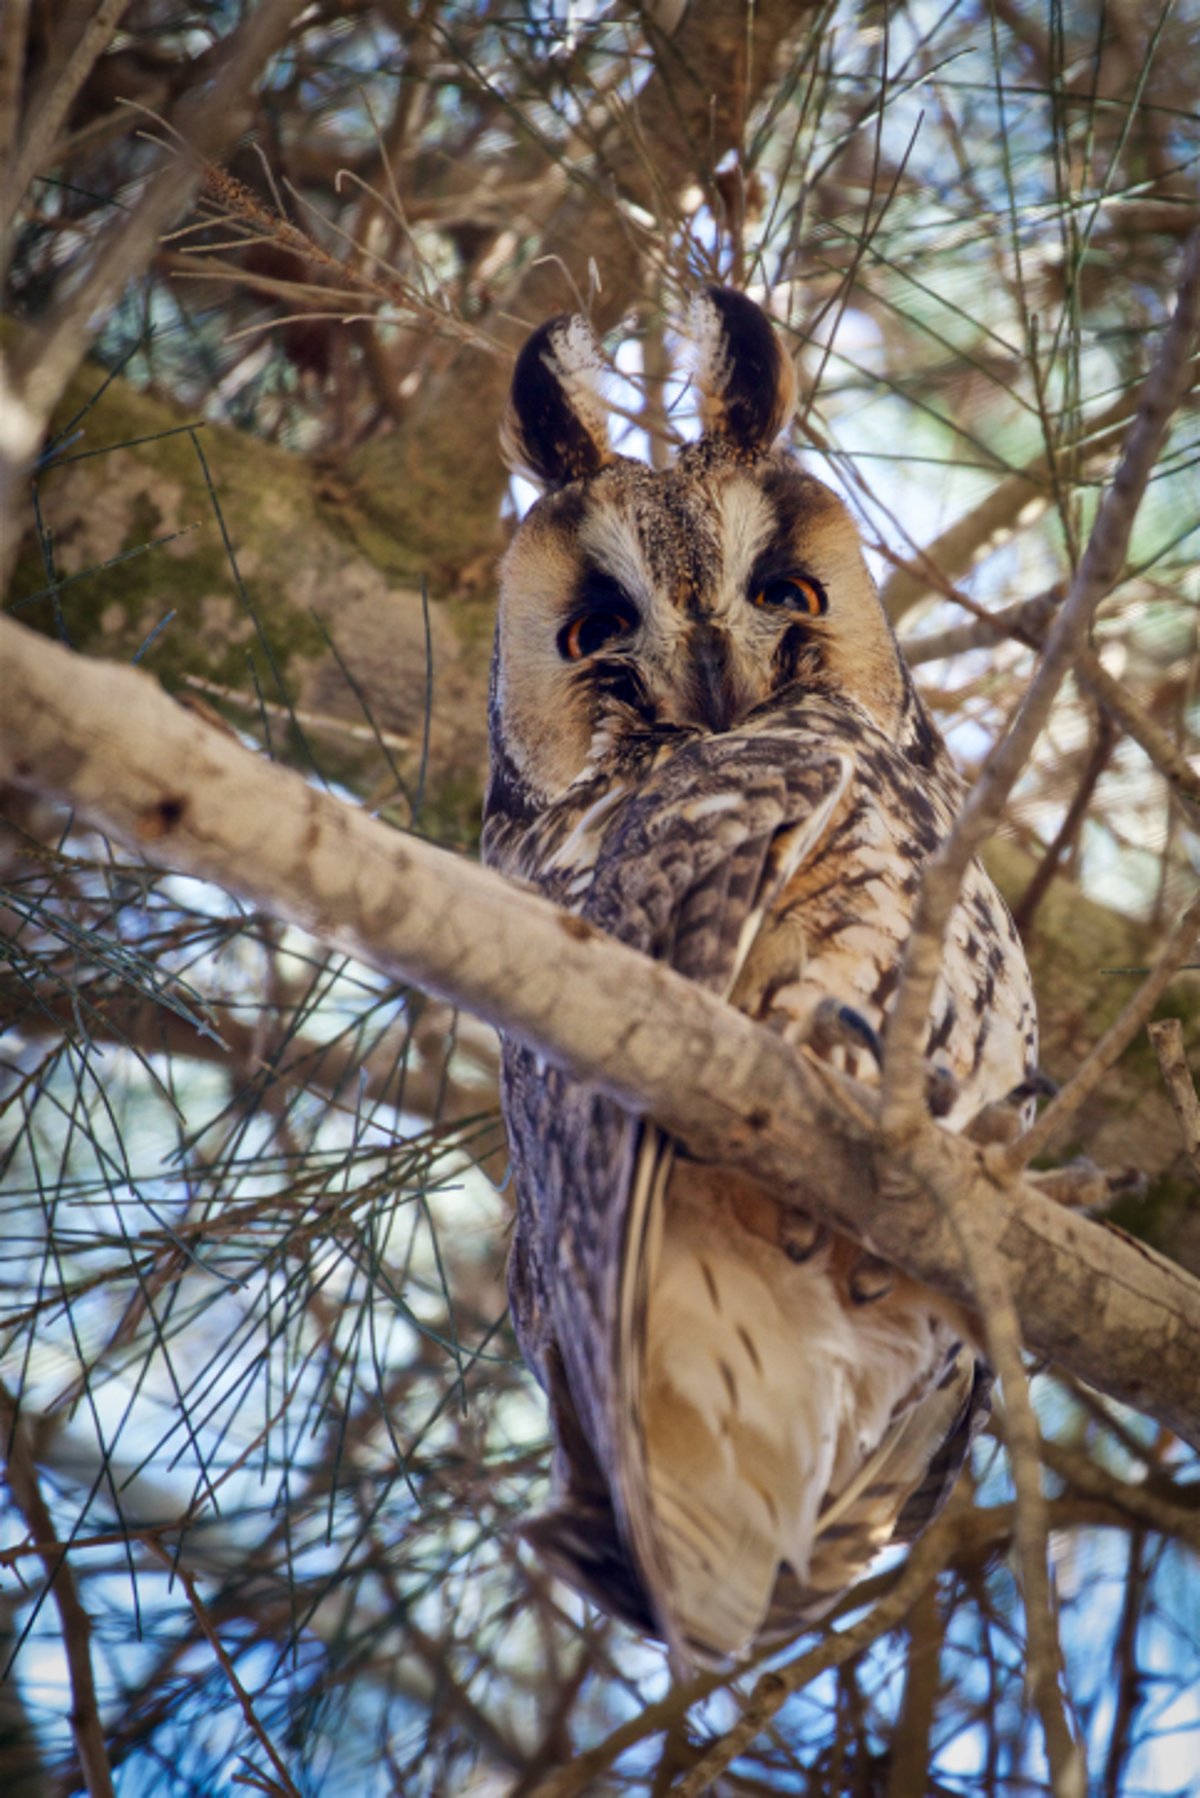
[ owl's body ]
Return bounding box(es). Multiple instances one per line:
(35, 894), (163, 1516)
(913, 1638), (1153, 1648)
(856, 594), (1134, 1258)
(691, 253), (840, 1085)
(485, 291), (1037, 1660)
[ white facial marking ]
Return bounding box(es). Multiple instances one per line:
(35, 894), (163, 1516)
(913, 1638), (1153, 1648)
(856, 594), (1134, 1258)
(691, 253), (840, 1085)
(713, 480), (775, 619)
(579, 505), (655, 611)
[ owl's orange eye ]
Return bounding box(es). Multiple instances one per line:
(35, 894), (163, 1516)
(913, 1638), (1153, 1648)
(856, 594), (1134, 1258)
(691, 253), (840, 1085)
(559, 605), (638, 661)
(751, 574), (827, 616)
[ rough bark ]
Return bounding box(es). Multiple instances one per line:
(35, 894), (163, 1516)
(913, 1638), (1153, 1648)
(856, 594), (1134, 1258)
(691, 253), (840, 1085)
(3, 334), (490, 839)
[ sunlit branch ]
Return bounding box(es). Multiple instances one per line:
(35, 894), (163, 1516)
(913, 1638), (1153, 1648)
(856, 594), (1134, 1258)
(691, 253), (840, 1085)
(2, 612), (1199, 1459)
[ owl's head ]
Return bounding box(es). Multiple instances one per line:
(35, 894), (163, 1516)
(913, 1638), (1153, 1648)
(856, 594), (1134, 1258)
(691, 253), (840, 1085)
(486, 287), (936, 830)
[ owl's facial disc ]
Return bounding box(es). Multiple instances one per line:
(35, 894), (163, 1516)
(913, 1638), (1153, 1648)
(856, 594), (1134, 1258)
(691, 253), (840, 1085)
(490, 449), (915, 808)
(489, 283), (919, 809)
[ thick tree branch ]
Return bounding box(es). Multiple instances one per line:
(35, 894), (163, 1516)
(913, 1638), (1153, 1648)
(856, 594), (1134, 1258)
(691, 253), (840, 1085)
(2, 614), (1199, 1454)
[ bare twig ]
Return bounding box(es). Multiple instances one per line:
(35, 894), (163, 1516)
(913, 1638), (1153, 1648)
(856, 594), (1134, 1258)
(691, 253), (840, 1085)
(1012, 715), (1115, 935)
(0, 0), (134, 246)
(1007, 890), (1200, 1171)
(1077, 648), (1200, 818)
(881, 226), (1200, 1143)
(879, 360), (1200, 627)
(902, 584), (1064, 666)
(1103, 1529), (1150, 1798)
(143, 1545), (302, 1798)
(873, 229), (1200, 1798)
(669, 1506), (962, 1798)
(903, 1143), (1084, 1797)
(0, 0), (309, 580)
(0, 1382), (115, 1798)
(0, 0), (31, 189)
(1146, 1016), (1200, 1177)
(1041, 1439), (1200, 1552)
(906, 606), (1200, 822)
(182, 674), (414, 754)
(884, 1574), (945, 1798)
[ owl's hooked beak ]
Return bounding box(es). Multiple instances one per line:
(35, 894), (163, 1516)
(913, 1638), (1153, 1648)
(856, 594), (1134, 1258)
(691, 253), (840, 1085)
(683, 622), (754, 734)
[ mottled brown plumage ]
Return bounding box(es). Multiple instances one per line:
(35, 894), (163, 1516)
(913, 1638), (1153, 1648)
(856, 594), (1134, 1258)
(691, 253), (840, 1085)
(484, 288), (1037, 1662)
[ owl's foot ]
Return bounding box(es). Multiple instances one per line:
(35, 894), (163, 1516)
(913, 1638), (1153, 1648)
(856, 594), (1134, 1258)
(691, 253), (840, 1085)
(1027, 1158), (1147, 1214)
(807, 1000), (962, 1122)
(779, 1209), (829, 1263)
(965, 1069), (1058, 1145)
(924, 1064), (960, 1120)
(807, 997), (884, 1069)
(847, 1251), (894, 1304)
(731, 1182), (829, 1263)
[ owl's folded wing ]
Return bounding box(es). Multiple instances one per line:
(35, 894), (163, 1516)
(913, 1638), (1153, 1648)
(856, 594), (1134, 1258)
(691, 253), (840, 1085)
(506, 734), (859, 1645)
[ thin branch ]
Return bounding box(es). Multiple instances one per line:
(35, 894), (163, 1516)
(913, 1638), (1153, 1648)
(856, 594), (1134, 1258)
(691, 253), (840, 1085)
(1076, 647), (1200, 818)
(872, 232), (1200, 1798)
(884, 1574), (945, 1798)
(143, 1545), (301, 1798)
(1007, 889), (1200, 1171)
(669, 1505), (963, 1798)
(1146, 1016), (1200, 1177)
(0, 0), (134, 246)
(902, 584), (1064, 665)
(1041, 1439), (1200, 1551)
(906, 614), (1200, 822)
(879, 353), (1200, 626)
(0, 0), (30, 189)
(0, 1382), (114, 1798)
(0, 0), (309, 578)
(1011, 714), (1115, 936)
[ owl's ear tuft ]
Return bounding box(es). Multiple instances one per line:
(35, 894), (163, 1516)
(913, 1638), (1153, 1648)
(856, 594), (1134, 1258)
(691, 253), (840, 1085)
(690, 286), (796, 456)
(501, 314), (615, 488)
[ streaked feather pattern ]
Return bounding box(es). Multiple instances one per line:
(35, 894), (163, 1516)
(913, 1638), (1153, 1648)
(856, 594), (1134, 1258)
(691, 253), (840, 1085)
(484, 287), (1037, 1662)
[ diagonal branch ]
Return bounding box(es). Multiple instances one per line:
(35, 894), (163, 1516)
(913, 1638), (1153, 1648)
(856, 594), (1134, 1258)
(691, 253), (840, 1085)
(2, 612), (1199, 1455)
(0, 0), (309, 577)
(0, 0), (134, 249)
(0, 1382), (114, 1798)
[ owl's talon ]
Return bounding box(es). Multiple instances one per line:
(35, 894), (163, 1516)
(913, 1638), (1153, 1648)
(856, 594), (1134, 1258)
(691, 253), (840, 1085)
(810, 997), (884, 1070)
(1006, 1069), (1059, 1105)
(848, 1252), (895, 1305)
(779, 1211), (828, 1263)
(925, 1064), (959, 1120)
(966, 1067), (1057, 1145)
(1029, 1158), (1147, 1214)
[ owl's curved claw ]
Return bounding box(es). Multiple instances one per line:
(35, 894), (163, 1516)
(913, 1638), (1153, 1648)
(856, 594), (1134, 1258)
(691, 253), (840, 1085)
(965, 1067), (1057, 1145)
(809, 997), (884, 1069)
(925, 1064), (959, 1120)
(1006, 1069), (1059, 1105)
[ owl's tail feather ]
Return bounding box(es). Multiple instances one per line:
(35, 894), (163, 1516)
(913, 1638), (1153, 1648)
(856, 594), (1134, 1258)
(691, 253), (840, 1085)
(630, 1188), (984, 1663)
(637, 1225), (844, 1660)
(515, 1339), (985, 1662)
(641, 1386), (806, 1659)
(800, 1344), (977, 1607)
(518, 1503), (658, 1639)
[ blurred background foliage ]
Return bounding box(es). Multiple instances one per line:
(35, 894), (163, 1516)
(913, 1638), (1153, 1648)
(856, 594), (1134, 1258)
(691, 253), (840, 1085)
(1, 1), (1199, 1792)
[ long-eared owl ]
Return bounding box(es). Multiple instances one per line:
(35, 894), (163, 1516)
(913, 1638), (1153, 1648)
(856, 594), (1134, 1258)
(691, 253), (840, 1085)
(482, 287), (1038, 1662)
